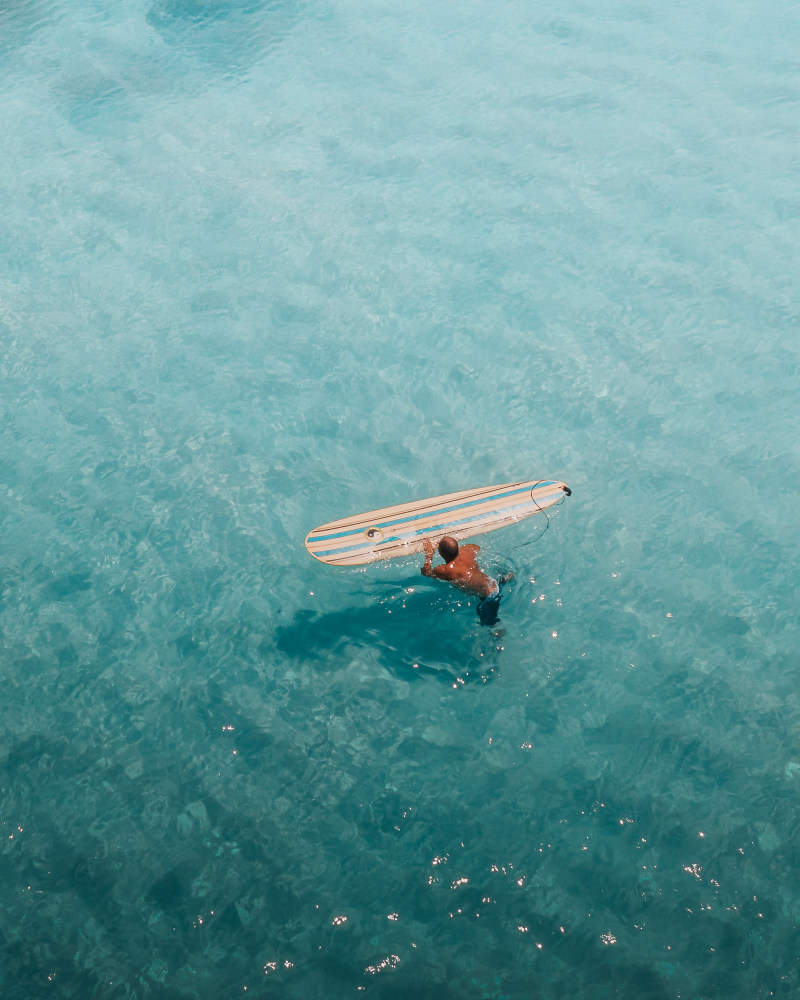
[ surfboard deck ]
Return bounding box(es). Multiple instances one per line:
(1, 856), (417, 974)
(304, 478), (571, 566)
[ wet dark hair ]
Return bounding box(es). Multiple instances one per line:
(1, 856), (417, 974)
(438, 536), (459, 562)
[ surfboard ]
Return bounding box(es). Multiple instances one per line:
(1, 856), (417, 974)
(304, 478), (571, 566)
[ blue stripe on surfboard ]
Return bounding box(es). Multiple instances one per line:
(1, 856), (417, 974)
(313, 507), (531, 559)
(311, 491), (565, 557)
(309, 482), (559, 544)
(311, 498), (549, 558)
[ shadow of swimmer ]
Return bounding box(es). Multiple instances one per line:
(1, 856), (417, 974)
(274, 590), (505, 687)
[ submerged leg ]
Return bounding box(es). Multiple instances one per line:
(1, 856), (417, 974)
(477, 592), (501, 627)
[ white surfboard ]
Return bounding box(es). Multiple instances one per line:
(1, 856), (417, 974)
(304, 478), (571, 566)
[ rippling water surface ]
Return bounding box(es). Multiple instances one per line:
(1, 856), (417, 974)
(2, 0), (800, 997)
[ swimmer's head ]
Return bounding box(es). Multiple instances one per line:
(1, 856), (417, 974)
(438, 536), (459, 562)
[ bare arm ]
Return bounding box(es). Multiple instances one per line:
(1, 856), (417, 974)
(421, 537), (435, 577)
(421, 538), (458, 581)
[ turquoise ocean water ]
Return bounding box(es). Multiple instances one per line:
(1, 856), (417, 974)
(2, 0), (799, 996)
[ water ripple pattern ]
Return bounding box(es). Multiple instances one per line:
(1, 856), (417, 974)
(1, 0), (799, 997)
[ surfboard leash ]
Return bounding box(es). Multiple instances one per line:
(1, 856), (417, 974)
(519, 489), (569, 547)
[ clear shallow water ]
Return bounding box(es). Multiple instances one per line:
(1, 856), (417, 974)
(1, 0), (799, 996)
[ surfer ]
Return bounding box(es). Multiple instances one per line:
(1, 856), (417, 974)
(421, 536), (512, 626)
